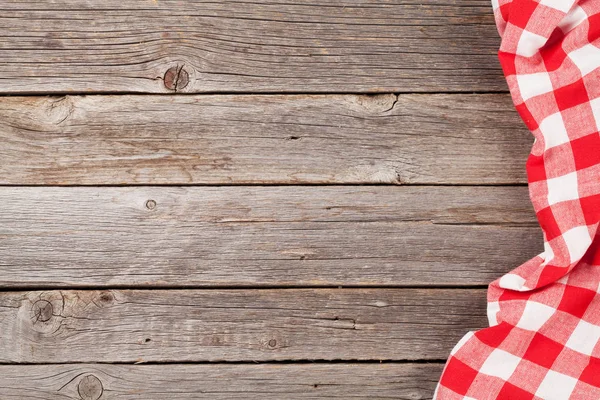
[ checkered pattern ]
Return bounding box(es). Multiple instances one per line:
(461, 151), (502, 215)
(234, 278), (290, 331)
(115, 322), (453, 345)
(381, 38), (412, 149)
(435, 0), (600, 398)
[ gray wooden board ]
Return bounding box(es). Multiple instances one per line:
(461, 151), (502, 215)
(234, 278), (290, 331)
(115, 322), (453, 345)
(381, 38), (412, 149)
(0, 363), (442, 399)
(0, 94), (531, 185)
(0, 0), (504, 94)
(0, 289), (486, 362)
(0, 0), (520, 393)
(0, 186), (540, 288)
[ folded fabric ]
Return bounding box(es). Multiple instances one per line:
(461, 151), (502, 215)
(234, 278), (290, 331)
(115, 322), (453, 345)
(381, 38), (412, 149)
(435, 1), (600, 398)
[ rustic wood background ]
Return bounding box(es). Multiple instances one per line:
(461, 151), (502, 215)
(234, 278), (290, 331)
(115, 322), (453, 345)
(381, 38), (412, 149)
(0, 1), (538, 398)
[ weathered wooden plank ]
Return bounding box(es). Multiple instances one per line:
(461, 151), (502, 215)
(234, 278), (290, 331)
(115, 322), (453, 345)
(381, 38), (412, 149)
(0, 186), (539, 288)
(0, 289), (485, 362)
(0, 94), (530, 185)
(0, 0), (503, 94)
(0, 363), (442, 400)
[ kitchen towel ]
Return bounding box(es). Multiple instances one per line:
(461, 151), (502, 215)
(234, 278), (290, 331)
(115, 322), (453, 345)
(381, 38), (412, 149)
(435, 0), (600, 398)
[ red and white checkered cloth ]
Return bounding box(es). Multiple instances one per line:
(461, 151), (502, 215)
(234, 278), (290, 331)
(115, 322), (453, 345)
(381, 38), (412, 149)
(435, 0), (600, 398)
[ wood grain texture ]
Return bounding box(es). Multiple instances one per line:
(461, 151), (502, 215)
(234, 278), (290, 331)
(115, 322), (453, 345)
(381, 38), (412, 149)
(0, 94), (530, 185)
(0, 0), (504, 94)
(0, 363), (442, 399)
(0, 186), (540, 288)
(0, 289), (486, 362)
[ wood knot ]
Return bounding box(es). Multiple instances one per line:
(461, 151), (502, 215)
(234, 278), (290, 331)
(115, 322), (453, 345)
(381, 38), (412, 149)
(164, 65), (189, 91)
(145, 199), (157, 210)
(46, 96), (74, 125)
(32, 300), (53, 323)
(354, 94), (398, 114)
(78, 374), (103, 400)
(98, 291), (114, 305)
(268, 339), (277, 348)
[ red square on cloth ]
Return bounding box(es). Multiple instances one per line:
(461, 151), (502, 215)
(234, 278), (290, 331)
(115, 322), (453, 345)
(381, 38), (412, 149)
(522, 333), (564, 368)
(536, 206), (562, 241)
(571, 133), (600, 171)
(588, 13), (600, 42)
(510, 0), (540, 29)
(516, 102), (539, 131)
(554, 79), (590, 111)
(580, 194), (600, 226)
(541, 29), (568, 71)
(475, 322), (514, 348)
(557, 285), (597, 318)
(526, 153), (546, 183)
(439, 357), (478, 395)
(580, 357), (600, 388)
(497, 382), (535, 400)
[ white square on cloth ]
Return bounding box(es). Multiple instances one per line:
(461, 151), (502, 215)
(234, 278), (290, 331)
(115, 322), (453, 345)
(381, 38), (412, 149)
(517, 72), (553, 100)
(547, 172), (578, 206)
(562, 226), (592, 263)
(536, 370), (578, 399)
(539, 0), (576, 12)
(539, 112), (569, 150)
(480, 349), (521, 380)
(568, 44), (600, 77)
(516, 301), (556, 331)
(517, 31), (548, 58)
(565, 319), (600, 355)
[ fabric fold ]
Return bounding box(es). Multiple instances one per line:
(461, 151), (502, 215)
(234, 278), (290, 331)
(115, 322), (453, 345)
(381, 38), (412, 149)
(436, 0), (600, 398)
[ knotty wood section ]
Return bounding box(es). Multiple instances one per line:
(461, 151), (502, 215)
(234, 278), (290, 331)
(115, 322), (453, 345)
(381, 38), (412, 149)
(1, 289), (486, 362)
(0, 0), (503, 94)
(0, 363), (442, 399)
(0, 94), (530, 185)
(0, 186), (540, 288)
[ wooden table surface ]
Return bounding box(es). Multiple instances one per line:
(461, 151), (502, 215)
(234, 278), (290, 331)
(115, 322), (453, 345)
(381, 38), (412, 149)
(0, 1), (539, 398)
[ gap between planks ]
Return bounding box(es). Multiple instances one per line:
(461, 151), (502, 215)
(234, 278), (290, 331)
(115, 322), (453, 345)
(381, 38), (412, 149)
(0, 90), (512, 97)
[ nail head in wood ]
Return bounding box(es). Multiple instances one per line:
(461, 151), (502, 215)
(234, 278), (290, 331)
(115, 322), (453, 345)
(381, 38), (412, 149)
(164, 66), (189, 91)
(78, 374), (103, 400)
(32, 300), (53, 323)
(145, 199), (157, 210)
